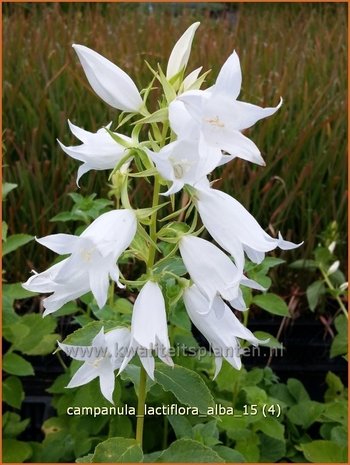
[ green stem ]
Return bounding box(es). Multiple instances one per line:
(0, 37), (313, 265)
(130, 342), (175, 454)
(320, 267), (348, 319)
(135, 175), (161, 447)
(147, 176), (161, 268)
(135, 366), (147, 444)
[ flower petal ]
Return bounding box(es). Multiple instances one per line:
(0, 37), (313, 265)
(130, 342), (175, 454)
(67, 362), (98, 388)
(231, 97), (283, 131)
(36, 234), (79, 255)
(98, 358), (116, 404)
(73, 44), (142, 112)
(213, 51), (242, 100)
(131, 281), (170, 350)
(166, 22), (200, 79)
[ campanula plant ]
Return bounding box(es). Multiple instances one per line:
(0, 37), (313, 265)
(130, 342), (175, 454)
(23, 22), (301, 453)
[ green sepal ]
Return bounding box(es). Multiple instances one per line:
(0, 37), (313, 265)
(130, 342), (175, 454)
(136, 202), (170, 221)
(134, 107), (168, 125)
(104, 127), (132, 148)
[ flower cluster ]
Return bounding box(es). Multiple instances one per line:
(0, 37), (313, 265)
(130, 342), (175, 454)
(23, 23), (301, 403)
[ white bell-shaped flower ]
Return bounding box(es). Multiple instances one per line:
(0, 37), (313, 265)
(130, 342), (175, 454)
(195, 185), (302, 270)
(58, 327), (130, 403)
(179, 235), (242, 312)
(58, 120), (132, 185)
(119, 281), (173, 379)
(73, 44), (143, 112)
(171, 51), (282, 166)
(166, 22), (200, 80)
(23, 209), (137, 315)
(146, 138), (221, 196)
(183, 285), (266, 378)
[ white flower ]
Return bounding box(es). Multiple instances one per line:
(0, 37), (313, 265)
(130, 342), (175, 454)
(179, 235), (265, 315)
(119, 281), (173, 379)
(179, 235), (242, 311)
(170, 51), (282, 166)
(72, 44), (143, 112)
(183, 285), (266, 377)
(166, 22), (200, 80)
(58, 327), (130, 403)
(195, 185), (302, 270)
(182, 67), (203, 91)
(327, 260), (340, 275)
(58, 120), (132, 185)
(22, 210), (137, 315)
(146, 138), (221, 195)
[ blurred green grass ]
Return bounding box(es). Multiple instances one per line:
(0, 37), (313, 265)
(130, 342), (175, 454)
(3, 2), (347, 281)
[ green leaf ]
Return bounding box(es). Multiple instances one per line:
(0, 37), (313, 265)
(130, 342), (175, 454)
(76, 454), (93, 463)
(3, 352), (34, 376)
(2, 182), (17, 198)
(2, 234), (34, 256)
(253, 331), (283, 349)
(3, 412), (30, 438)
(300, 440), (347, 463)
(212, 445), (246, 463)
(287, 400), (324, 428)
(252, 293), (289, 317)
(120, 364), (155, 395)
(167, 415), (193, 439)
(306, 280), (325, 311)
(243, 386), (268, 404)
(2, 221), (8, 241)
(289, 259), (318, 270)
(2, 439), (32, 463)
(2, 282), (38, 299)
(3, 376), (24, 408)
(255, 417), (285, 440)
(10, 314), (59, 355)
(156, 439), (224, 462)
(154, 363), (215, 414)
(324, 371), (345, 402)
(63, 320), (119, 345)
(287, 378), (310, 402)
(259, 434), (286, 462)
(92, 437), (143, 463)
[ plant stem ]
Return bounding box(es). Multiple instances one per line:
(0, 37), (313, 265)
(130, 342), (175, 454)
(147, 175), (160, 268)
(135, 366), (147, 444)
(136, 175), (161, 447)
(320, 267), (348, 319)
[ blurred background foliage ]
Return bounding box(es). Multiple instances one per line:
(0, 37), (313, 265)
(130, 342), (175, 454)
(3, 2), (347, 282)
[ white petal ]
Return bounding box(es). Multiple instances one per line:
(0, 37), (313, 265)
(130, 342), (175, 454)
(179, 235), (241, 305)
(76, 163), (91, 186)
(139, 350), (155, 380)
(205, 129), (265, 166)
(183, 66), (202, 91)
(73, 44), (142, 112)
(105, 328), (131, 367)
(131, 281), (170, 350)
(67, 362), (98, 388)
(58, 341), (95, 362)
(277, 232), (303, 250)
(92, 327), (106, 348)
(166, 22), (200, 79)
(36, 234), (79, 255)
(82, 209), (137, 258)
(98, 358), (116, 404)
(89, 267), (109, 309)
(231, 97), (283, 131)
(68, 119), (94, 143)
(213, 354), (223, 379)
(169, 99), (199, 139)
(213, 51), (242, 100)
(243, 245), (265, 264)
